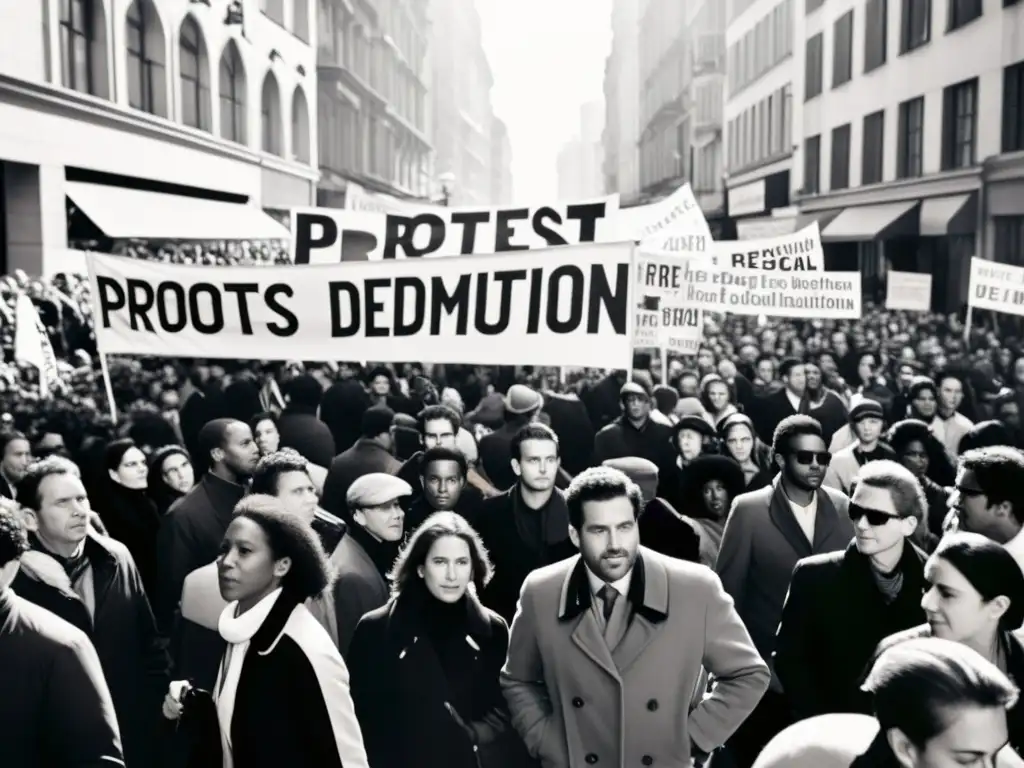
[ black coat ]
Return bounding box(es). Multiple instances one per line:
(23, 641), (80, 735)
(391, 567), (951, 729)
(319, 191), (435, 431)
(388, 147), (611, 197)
(12, 533), (169, 767)
(348, 587), (534, 768)
(774, 540), (928, 721)
(277, 409), (337, 469)
(0, 589), (124, 767)
(472, 486), (578, 624)
(99, 480), (162, 599)
(478, 423), (523, 492)
(590, 416), (675, 472)
(542, 392), (596, 477)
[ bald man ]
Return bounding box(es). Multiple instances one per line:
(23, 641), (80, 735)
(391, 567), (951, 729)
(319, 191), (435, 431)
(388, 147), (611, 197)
(154, 418), (260, 634)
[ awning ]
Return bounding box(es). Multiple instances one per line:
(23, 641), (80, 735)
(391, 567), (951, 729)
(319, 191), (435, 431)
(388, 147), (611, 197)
(821, 200), (919, 242)
(66, 182), (291, 241)
(919, 193), (977, 236)
(794, 208), (841, 231)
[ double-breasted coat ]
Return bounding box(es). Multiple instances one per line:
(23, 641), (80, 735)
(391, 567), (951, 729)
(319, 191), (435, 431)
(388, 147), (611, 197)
(500, 548), (770, 767)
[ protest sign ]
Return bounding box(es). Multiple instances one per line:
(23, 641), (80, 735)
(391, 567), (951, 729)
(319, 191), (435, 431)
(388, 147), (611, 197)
(639, 250), (861, 318)
(616, 183), (712, 243)
(292, 195), (622, 264)
(86, 243), (634, 368)
(634, 255), (703, 352)
(968, 257), (1024, 317)
(885, 271), (932, 311)
(651, 223), (824, 271)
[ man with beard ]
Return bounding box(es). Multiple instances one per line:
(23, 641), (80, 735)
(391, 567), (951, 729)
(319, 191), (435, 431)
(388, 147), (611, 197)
(716, 415), (853, 768)
(824, 399), (896, 495)
(155, 418), (259, 634)
(474, 423), (577, 624)
(591, 382), (674, 472)
(501, 466), (769, 768)
(947, 446), (1024, 574)
(803, 358), (848, 445)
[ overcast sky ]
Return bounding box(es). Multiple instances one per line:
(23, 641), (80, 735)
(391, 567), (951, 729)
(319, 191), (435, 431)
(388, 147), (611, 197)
(477, 0), (613, 203)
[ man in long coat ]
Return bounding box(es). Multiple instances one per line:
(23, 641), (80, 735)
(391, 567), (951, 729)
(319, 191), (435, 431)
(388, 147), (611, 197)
(501, 466), (769, 767)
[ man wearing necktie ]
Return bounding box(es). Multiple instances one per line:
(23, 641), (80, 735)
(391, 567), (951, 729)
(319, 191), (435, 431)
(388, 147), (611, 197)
(501, 466), (769, 768)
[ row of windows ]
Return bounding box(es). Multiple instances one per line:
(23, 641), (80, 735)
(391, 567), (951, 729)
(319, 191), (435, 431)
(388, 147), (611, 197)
(726, 83), (792, 173)
(727, 0), (793, 97)
(58, 0), (311, 162)
(803, 77), (979, 194)
(640, 119), (689, 190)
(804, 8), (853, 101)
(642, 44), (689, 128)
(259, 0), (310, 43)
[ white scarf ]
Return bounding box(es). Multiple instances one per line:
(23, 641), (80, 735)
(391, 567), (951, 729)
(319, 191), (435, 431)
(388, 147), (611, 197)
(215, 588), (283, 768)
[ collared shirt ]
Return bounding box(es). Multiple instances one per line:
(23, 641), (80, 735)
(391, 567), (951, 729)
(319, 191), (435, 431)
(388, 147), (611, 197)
(1005, 527), (1024, 577)
(787, 493), (818, 545)
(585, 565), (634, 639)
(785, 389), (802, 413)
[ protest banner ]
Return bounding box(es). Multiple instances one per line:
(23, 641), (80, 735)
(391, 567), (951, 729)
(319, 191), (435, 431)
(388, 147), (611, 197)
(86, 243), (634, 368)
(968, 257), (1024, 317)
(291, 195), (622, 264)
(651, 223), (825, 271)
(885, 271), (932, 311)
(616, 183), (712, 243)
(634, 255), (703, 352)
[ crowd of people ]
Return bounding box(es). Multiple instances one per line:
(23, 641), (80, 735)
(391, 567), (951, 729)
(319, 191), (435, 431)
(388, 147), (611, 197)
(3, 242), (1024, 766)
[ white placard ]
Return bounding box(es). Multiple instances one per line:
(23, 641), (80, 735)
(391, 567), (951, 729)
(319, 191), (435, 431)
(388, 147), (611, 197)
(885, 271), (932, 311)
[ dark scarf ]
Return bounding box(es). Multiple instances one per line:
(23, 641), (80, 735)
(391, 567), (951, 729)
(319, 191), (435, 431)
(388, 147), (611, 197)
(511, 484), (571, 553)
(347, 521), (401, 581)
(398, 581), (472, 676)
(31, 533), (90, 586)
(854, 443), (896, 466)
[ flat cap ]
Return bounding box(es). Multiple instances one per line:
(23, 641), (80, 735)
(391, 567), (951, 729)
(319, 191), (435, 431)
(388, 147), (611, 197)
(504, 384), (543, 415)
(602, 456), (659, 484)
(849, 399), (885, 424)
(675, 415), (716, 439)
(620, 381), (650, 399)
(346, 473), (413, 509)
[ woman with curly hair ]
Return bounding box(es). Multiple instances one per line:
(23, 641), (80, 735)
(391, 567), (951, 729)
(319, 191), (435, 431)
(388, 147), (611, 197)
(348, 511), (532, 768)
(162, 495), (369, 768)
(887, 419), (954, 538)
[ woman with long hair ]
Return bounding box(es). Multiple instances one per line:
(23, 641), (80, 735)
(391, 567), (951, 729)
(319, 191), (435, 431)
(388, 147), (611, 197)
(700, 373), (739, 427)
(886, 419), (954, 537)
(718, 413), (774, 491)
(871, 532), (1024, 757)
(347, 511), (531, 768)
(162, 495), (369, 768)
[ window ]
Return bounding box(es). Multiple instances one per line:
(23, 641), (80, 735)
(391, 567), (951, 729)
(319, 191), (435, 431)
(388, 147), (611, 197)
(179, 16), (209, 131)
(293, 0), (310, 42)
(126, 0), (165, 116)
(900, 0), (931, 53)
(59, 0), (100, 95)
(862, 110), (885, 184)
(805, 33), (823, 100)
(261, 0), (284, 26)
(996, 217), (1024, 266)
(941, 78), (978, 170)
(804, 135), (821, 194)
(291, 87), (310, 163)
(806, 0), (824, 12)
(833, 11), (854, 87)
(948, 0), (982, 31)
(1004, 62), (1024, 152)
(865, 0), (888, 73)
(897, 96), (924, 178)
(830, 124), (851, 190)
(219, 42), (247, 144)
(261, 72), (282, 156)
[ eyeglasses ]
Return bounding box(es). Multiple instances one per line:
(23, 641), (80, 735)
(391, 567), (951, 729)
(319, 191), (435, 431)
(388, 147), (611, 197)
(849, 503), (900, 526)
(790, 450), (832, 466)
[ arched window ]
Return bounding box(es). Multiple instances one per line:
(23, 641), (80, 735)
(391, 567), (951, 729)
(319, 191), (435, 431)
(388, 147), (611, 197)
(59, 0), (109, 98)
(218, 41), (247, 144)
(291, 86), (310, 163)
(261, 72), (282, 156)
(126, 0), (167, 116)
(179, 16), (210, 131)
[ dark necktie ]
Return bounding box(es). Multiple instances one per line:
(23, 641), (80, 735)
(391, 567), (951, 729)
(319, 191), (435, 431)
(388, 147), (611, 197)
(598, 585), (618, 622)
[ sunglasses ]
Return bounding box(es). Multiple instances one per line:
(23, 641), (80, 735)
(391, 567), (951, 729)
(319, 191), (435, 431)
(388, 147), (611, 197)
(790, 450), (832, 466)
(849, 503), (900, 526)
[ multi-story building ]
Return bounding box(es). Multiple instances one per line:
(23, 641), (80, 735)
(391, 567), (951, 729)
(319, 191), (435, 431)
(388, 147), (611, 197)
(724, 0), (797, 239)
(795, 0), (1024, 311)
(688, 0), (728, 228)
(490, 116), (513, 205)
(602, 0), (641, 203)
(557, 101), (605, 201)
(317, 0), (431, 207)
(0, 0), (318, 273)
(429, 0), (502, 206)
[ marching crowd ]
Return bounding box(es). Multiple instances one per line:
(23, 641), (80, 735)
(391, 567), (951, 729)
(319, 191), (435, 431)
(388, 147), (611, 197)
(4, 245), (1024, 765)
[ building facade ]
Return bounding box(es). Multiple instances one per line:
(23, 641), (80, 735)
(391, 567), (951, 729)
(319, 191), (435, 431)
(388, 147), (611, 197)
(316, 0), (431, 207)
(557, 101), (605, 201)
(688, 0), (728, 228)
(490, 116), (513, 205)
(795, 0), (1024, 311)
(602, 0), (641, 203)
(0, 0), (318, 274)
(724, 0), (797, 239)
(429, 0), (504, 206)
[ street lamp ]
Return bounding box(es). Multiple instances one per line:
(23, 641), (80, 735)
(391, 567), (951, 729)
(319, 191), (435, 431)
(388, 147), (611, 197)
(437, 172), (456, 207)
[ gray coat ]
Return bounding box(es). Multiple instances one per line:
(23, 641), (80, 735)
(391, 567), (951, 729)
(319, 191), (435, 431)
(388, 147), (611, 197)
(327, 531), (391, 658)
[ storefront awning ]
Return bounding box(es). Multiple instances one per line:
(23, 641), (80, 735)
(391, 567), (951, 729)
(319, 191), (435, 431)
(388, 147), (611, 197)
(794, 209), (842, 231)
(821, 200), (919, 242)
(66, 182), (291, 241)
(919, 193), (977, 236)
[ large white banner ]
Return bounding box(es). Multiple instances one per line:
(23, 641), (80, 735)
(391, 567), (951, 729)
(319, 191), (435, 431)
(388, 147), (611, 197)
(651, 223), (825, 272)
(86, 244), (634, 368)
(617, 183), (712, 243)
(291, 195), (622, 264)
(968, 257), (1024, 317)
